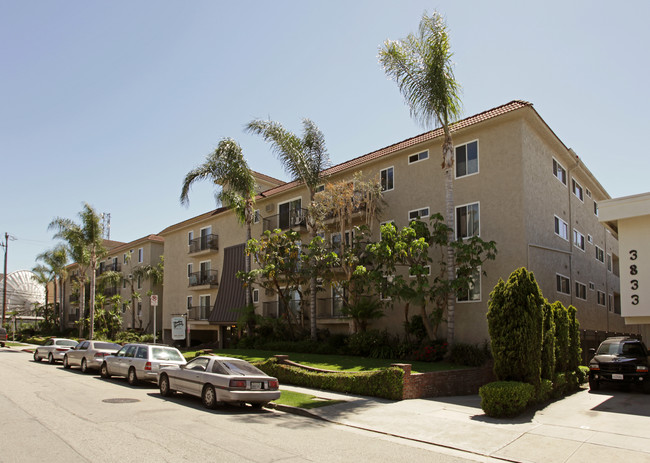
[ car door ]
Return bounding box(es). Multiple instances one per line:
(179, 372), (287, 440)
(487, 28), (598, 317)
(130, 346), (148, 375)
(39, 339), (53, 358)
(110, 345), (130, 376)
(71, 341), (89, 366)
(184, 357), (211, 396)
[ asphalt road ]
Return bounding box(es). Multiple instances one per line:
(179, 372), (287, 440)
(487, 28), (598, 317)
(0, 348), (480, 463)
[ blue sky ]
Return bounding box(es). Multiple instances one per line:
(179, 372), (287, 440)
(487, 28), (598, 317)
(2, 0), (649, 273)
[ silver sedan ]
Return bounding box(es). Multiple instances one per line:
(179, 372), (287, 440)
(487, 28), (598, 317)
(33, 338), (78, 364)
(63, 340), (122, 373)
(158, 355), (281, 409)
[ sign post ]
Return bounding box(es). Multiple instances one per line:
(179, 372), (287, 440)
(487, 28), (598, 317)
(150, 295), (158, 343)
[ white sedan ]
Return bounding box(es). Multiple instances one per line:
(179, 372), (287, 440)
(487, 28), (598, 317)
(63, 340), (122, 373)
(33, 338), (78, 364)
(158, 355), (281, 409)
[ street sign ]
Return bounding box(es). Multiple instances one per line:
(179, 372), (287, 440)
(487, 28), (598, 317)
(150, 295), (158, 306)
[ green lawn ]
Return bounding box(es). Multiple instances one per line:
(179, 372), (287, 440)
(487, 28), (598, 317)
(274, 389), (345, 409)
(184, 348), (465, 374)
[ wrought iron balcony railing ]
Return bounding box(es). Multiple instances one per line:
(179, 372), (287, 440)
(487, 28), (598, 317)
(188, 270), (219, 287)
(262, 208), (307, 233)
(187, 305), (211, 321)
(189, 234), (219, 254)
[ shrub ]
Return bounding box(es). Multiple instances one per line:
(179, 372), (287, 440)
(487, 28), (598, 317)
(487, 268), (544, 386)
(346, 329), (397, 358)
(567, 305), (582, 372)
(577, 366), (589, 384)
(479, 381), (535, 418)
(256, 357), (404, 400)
(552, 373), (567, 398)
(410, 340), (447, 362)
(541, 300), (556, 380)
(535, 379), (553, 404)
(448, 342), (491, 367)
(553, 302), (570, 373)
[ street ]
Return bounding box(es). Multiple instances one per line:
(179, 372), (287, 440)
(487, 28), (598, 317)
(0, 348), (479, 463)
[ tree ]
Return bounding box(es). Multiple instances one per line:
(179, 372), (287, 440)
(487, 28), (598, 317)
(180, 138), (257, 305)
(246, 118), (330, 341)
(34, 245), (68, 331)
(379, 10), (463, 346)
(49, 203), (105, 339)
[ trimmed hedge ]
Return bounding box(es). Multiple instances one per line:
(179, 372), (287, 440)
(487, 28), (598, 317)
(479, 381), (535, 418)
(255, 357), (404, 400)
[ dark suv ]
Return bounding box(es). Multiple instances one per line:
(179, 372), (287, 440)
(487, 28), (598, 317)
(589, 337), (650, 393)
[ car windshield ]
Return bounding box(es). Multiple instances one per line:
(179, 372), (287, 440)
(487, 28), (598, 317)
(597, 341), (646, 356)
(94, 342), (121, 350)
(220, 359), (265, 376)
(151, 347), (184, 362)
(56, 340), (78, 347)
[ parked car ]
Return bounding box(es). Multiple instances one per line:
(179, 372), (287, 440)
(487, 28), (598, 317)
(63, 340), (122, 373)
(589, 336), (650, 393)
(33, 338), (78, 364)
(158, 355), (281, 409)
(0, 327), (7, 347)
(100, 343), (186, 385)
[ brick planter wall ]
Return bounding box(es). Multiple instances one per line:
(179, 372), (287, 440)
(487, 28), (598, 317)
(393, 362), (495, 399)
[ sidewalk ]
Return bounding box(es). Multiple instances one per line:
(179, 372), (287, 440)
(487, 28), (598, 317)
(274, 385), (650, 463)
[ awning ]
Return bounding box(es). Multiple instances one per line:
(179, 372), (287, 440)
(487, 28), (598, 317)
(208, 243), (246, 324)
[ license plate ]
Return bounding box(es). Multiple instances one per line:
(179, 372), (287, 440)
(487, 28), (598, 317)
(612, 374), (624, 380)
(250, 382), (262, 390)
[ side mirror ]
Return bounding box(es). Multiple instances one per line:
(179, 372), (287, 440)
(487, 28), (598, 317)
(589, 348), (596, 354)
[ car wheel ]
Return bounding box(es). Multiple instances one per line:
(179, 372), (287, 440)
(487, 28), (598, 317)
(48, 353), (55, 365)
(202, 385), (217, 409)
(33, 351), (41, 362)
(589, 378), (600, 391)
(159, 374), (173, 397)
(251, 402), (267, 409)
(63, 355), (71, 369)
(81, 358), (88, 373)
(100, 362), (111, 379)
(127, 367), (139, 386)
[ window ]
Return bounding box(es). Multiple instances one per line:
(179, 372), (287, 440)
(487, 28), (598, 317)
(586, 188), (592, 198)
(187, 263), (193, 278)
(138, 248), (144, 263)
(137, 276), (142, 290)
(278, 198), (302, 229)
(199, 295), (211, 319)
(597, 291), (606, 306)
(595, 246), (605, 263)
(456, 202), (480, 239)
(455, 140), (478, 178)
(122, 279), (126, 289)
(380, 275), (393, 301)
(379, 220), (395, 240)
(380, 167), (394, 192)
(253, 209), (260, 224)
(587, 234), (593, 244)
(573, 229), (585, 251)
(556, 274), (570, 295)
(554, 216), (569, 240)
(607, 254), (612, 272)
(408, 150), (429, 164)
(572, 179), (584, 201)
(575, 281), (587, 300)
(553, 158), (567, 185)
(188, 231), (194, 246)
(252, 288), (259, 304)
(187, 296), (193, 310)
(408, 207), (430, 222)
(409, 265), (431, 277)
(457, 268), (481, 302)
(594, 202), (599, 216)
(137, 302), (142, 317)
(588, 282), (595, 290)
(123, 253), (128, 264)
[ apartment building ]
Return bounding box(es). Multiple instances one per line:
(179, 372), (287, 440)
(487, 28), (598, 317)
(159, 101), (641, 346)
(61, 236), (164, 333)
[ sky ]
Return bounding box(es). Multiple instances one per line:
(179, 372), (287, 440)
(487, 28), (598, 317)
(2, 0), (649, 274)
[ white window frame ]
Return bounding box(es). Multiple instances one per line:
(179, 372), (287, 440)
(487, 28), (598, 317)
(187, 263), (193, 278)
(556, 274), (570, 295)
(594, 202), (599, 216)
(408, 150), (429, 165)
(252, 288), (259, 304)
(409, 265), (431, 278)
(554, 216), (569, 241)
(588, 282), (595, 291)
(595, 245), (605, 263)
(408, 207), (430, 222)
(138, 247), (144, 263)
(575, 281), (587, 300)
(597, 290), (606, 306)
(455, 202), (480, 240)
(572, 178), (584, 202)
(188, 231), (194, 246)
(457, 267), (481, 303)
(455, 140), (479, 179)
(253, 209), (260, 224)
(607, 254), (612, 272)
(187, 296), (193, 310)
(573, 229), (585, 251)
(380, 166), (394, 192)
(380, 275), (393, 301)
(552, 158), (567, 186)
(123, 253), (128, 264)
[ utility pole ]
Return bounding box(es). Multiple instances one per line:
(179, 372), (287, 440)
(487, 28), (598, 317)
(2, 232), (8, 326)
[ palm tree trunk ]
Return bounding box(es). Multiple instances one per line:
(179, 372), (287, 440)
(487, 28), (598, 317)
(442, 132), (456, 347)
(245, 209), (252, 307)
(89, 249), (97, 339)
(78, 279), (85, 338)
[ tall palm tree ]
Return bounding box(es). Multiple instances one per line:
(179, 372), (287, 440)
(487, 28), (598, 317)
(49, 203), (106, 339)
(35, 245), (68, 331)
(379, 11), (463, 346)
(245, 118), (330, 341)
(180, 138), (257, 306)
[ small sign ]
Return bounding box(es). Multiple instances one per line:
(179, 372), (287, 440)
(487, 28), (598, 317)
(171, 316), (186, 340)
(150, 295), (158, 306)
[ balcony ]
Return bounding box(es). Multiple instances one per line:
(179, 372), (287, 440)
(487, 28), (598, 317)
(187, 305), (211, 321)
(263, 208), (308, 233)
(189, 234), (219, 254)
(316, 298), (347, 319)
(262, 300), (303, 319)
(188, 270), (219, 289)
(97, 262), (121, 276)
(102, 286), (119, 297)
